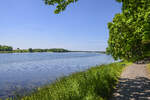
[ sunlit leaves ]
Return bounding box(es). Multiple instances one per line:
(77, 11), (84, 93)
(107, 0), (150, 61)
(43, 0), (150, 60)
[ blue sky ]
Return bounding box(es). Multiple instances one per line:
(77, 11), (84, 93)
(0, 0), (121, 51)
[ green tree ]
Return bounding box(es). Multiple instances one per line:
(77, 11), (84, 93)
(44, 0), (150, 61)
(0, 45), (13, 51)
(44, 0), (78, 14)
(44, 0), (124, 14)
(28, 48), (33, 52)
(107, 0), (150, 61)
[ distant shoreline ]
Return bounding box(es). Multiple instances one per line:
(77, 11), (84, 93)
(0, 51), (106, 54)
(0, 48), (70, 53)
(72, 51), (106, 54)
(0, 45), (106, 54)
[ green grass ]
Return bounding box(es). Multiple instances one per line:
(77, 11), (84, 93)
(147, 63), (150, 74)
(6, 61), (131, 100)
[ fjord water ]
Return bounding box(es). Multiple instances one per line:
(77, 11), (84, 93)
(0, 52), (114, 98)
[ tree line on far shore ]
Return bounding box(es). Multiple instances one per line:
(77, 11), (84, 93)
(0, 45), (69, 53)
(0, 45), (13, 51)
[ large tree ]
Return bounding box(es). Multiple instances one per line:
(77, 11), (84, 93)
(44, 0), (150, 61)
(107, 0), (150, 61)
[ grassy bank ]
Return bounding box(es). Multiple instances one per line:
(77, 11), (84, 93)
(6, 61), (130, 100)
(147, 63), (150, 74)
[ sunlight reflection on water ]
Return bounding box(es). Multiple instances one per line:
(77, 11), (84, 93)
(0, 52), (114, 99)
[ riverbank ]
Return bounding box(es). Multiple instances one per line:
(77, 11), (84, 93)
(6, 61), (131, 100)
(147, 63), (150, 75)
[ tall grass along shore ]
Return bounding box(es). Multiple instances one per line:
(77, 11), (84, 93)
(4, 61), (131, 100)
(147, 63), (150, 74)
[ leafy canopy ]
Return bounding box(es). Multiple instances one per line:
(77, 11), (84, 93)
(44, 0), (78, 14)
(44, 0), (150, 61)
(44, 0), (122, 14)
(107, 0), (150, 61)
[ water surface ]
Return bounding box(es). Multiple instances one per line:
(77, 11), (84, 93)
(0, 52), (114, 98)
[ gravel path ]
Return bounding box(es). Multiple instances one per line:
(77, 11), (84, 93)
(111, 64), (150, 100)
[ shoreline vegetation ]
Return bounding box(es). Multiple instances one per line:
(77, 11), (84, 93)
(0, 45), (70, 53)
(0, 48), (70, 53)
(5, 61), (131, 100)
(0, 0), (149, 99)
(147, 64), (150, 75)
(0, 45), (106, 54)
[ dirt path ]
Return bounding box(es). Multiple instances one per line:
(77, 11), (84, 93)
(111, 64), (150, 100)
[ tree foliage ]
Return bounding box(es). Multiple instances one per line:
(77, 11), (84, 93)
(44, 0), (150, 61)
(44, 0), (123, 14)
(28, 48), (33, 52)
(107, 0), (150, 61)
(0, 45), (13, 51)
(0, 46), (69, 53)
(44, 0), (78, 14)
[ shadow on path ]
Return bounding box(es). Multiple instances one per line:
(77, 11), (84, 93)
(111, 77), (150, 100)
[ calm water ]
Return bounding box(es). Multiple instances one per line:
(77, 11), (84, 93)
(0, 52), (114, 98)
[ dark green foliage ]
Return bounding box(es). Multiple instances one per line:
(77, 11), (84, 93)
(47, 48), (69, 52)
(30, 48), (69, 53)
(44, 0), (78, 14)
(107, 0), (150, 61)
(18, 62), (130, 100)
(32, 49), (47, 52)
(13, 49), (29, 53)
(28, 48), (33, 53)
(0, 45), (13, 51)
(143, 41), (150, 57)
(44, 0), (150, 60)
(44, 0), (121, 14)
(0, 46), (69, 53)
